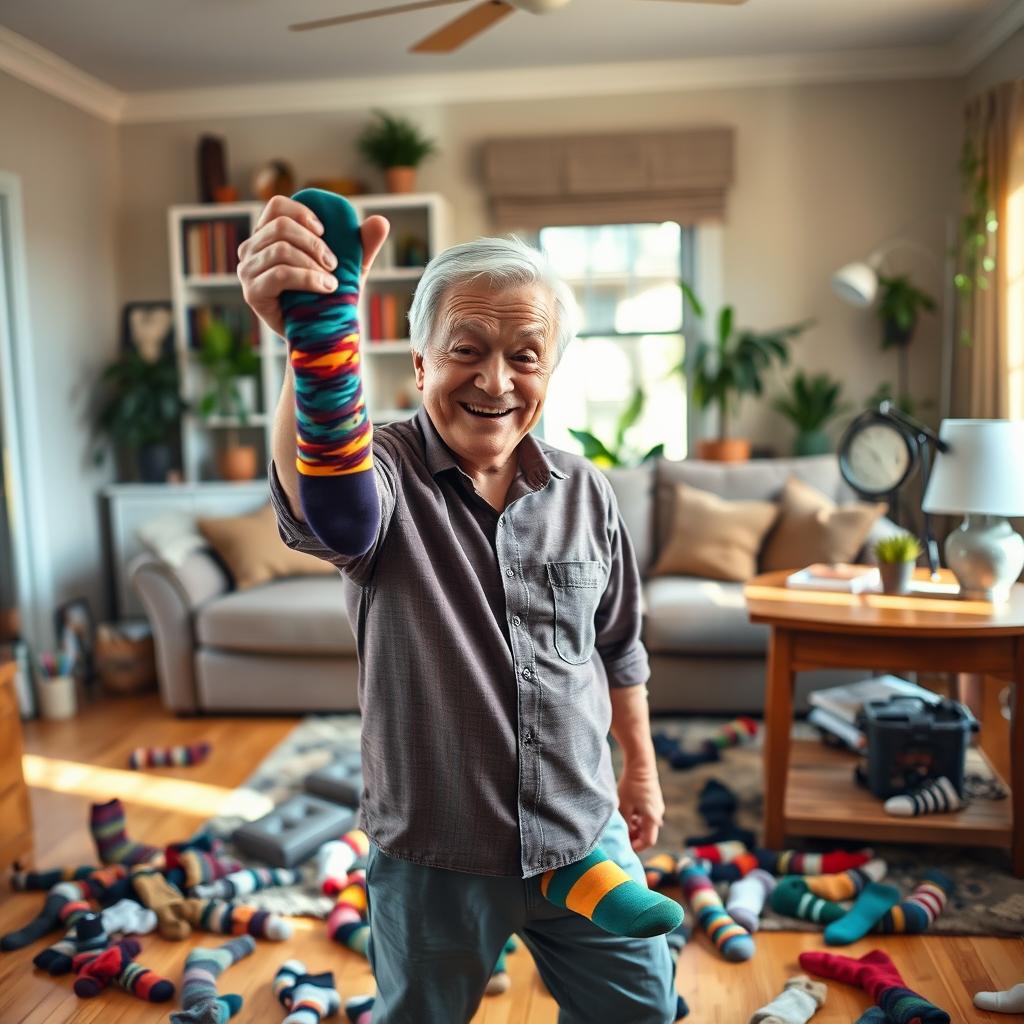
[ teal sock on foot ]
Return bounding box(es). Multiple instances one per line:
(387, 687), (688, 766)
(824, 882), (900, 946)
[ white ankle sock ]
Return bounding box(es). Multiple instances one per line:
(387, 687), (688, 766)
(884, 776), (963, 817)
(727, 869), (776, 933)
(974, 982), (1024, 1013)
(750, 975), (826, 1024)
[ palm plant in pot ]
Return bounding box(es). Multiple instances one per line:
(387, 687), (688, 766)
(678, 282), (812, 461)
(357, 110), (437, 194)
(196, 316), (261, 480)
(772, 370), (850, 456)
(569, 386), (665, 468)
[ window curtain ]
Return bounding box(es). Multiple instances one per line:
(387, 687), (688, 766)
(481, 128), (735, 231)
(952, 79), (1024, 419)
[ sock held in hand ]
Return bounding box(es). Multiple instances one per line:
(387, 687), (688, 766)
(823, 882), (900, 946)
(541, 845), (684, 938)
(974, 981), (1024, 1013)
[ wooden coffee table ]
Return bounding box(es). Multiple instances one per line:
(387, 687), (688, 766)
(744, 569), (1024, 877)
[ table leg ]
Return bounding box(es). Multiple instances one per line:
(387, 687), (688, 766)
(1011, 641), (1024, 878)
(763, 628), (795, 850)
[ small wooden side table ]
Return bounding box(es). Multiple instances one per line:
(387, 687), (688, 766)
(744, 569), (1024, 877)
(0, 659), (32, 867)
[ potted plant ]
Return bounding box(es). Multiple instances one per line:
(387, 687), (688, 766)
(569, 387), (665, 467)
(678, 282), (812, 461)
(876, 274), (936, 407)
(357, 110), (437, 194)
(92, 348), (186, 483)
(772, 370), (851, 456)
(196, 316), (261, 481)
(874, 532), (922, 595)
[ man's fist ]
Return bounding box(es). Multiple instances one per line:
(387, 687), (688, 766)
(237, 194), (390, 338)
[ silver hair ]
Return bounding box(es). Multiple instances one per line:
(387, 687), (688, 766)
(406, 236), (578, 362)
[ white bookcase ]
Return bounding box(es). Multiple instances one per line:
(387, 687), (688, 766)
(167, 192), (450, 482)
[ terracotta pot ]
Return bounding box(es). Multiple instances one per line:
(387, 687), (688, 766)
(385, 166), (417, 194)
(696, 438), (751, 462)
(218, 445), (258, 481)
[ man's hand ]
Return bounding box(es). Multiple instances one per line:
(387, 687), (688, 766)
(617, 764), (665, 852)
(237, 194), (390, 338)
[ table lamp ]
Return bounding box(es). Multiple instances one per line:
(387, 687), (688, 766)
(922, 419), (1024, 601)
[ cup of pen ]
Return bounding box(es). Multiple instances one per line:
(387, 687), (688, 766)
(37, 652), (77, 720)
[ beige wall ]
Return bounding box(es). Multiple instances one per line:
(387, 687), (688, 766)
(964, 25), (1024, 99)
(0, 70), (120, 633)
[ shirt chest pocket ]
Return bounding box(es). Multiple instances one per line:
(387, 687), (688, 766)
(546, 560), (605, 665)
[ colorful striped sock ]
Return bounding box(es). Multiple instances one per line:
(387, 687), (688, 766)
(705, 717), (758, 753)
(32, 897), (94, 974)
(653, 731), (721, 770)
(11, 864), (97, 891)
(707, 851), (760, 882)
(677, 856), (753, 962)
(823, 883), (901, 946)
(168, 849), (243, 890)
(854, 1010), (888, 1024)
(193, 866), (300, 900)
(129, 742), (211, 769)
(180, 897), (292, 940)
(327, 871), (370, 955)
(485, 935), (518, 996)
(804, 859), (887, 901)
(319, 830), (370, 894)
(116, 958), (176, 1002)
(726, 869), (776, 933)
(758, 849), (873, 875)
(171, 936), (255, 1024)
(1, 882), (76, 951)
(685, 841), (748, 864)
(876, 871), (954, 934)
(643, 852), (681, 890)
(770, 877), (845, 925)
(542, 845), (684, 938)
(345, 994), (374, 1024)
(73, 937), (140, 998)
(90, 798), (162, 867)
(274, 961), (341, 1023)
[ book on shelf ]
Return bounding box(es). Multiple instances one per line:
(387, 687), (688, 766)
(808, 674), (941, 725)
(785, 563), (881, 593)
(807, 707), (866, 751)
(182, 219), (246, 276)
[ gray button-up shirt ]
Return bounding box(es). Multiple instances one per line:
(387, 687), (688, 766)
(269, 405), (650, 878)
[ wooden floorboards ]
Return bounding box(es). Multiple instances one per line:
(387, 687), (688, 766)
(0, 692), (1021, 1023)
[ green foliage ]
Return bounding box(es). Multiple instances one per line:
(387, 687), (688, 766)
(197, 317), (260, 425)
(954, 135), (998, 347)
(92, 348), (186, 463)
(876, 274), (936, 348)
(772, 371), (850, 432)
(569, 387), (665, 468)
(677, 281), (812, 441)
(862, 382), (931, 419)
(874, 531), (923, 564)
(357, 110), (438, 170)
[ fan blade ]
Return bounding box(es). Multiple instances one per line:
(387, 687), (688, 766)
(410, 0), (514, 52)
(290, 0), (468, 32)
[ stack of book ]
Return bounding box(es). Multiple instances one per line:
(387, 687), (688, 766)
(807, 674), (942, 751)
(786, 563), (881, 593)
(182, 219), (246, 276)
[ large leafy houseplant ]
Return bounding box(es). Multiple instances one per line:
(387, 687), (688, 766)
(569, 387), (664, 468)
(772, 371), (850, 456)
(678, 282), (811, 460)
(357, 110), (437, 193)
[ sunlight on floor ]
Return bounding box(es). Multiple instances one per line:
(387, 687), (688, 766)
(22, 755), (274, 820)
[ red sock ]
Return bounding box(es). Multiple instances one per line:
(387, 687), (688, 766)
(73, 938), (140, 998)
(799, 949), (903, 1001)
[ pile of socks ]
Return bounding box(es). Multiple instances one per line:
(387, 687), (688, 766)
(654, 718), (758, 771)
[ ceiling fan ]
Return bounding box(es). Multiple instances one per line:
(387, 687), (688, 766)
(290, 0), (748, 54)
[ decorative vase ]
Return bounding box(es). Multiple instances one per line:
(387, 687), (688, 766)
(385, 167), (417, 194)
(137, 443), (173, 483)
(697, 438), (751, 462)
(878, 561), (914, 595)
(219, 445), (258, 481)
(794, 429), (831, 456)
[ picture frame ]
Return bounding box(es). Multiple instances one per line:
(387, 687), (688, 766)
(122, 301), (174, 363)
(53, 596), (96, 685)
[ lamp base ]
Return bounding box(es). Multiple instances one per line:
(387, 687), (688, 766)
(946, 514), (1024, 603)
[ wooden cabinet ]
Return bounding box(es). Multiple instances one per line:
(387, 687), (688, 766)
(0, 661), (31, 867)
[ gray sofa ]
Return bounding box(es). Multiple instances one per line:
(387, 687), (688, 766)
(132, 454), (896, 715)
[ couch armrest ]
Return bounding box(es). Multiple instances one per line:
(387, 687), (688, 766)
(128, 551), (231, 713)
(859, 515), (906, 564)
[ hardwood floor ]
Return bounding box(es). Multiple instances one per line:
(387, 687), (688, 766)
(1, 692), (1021, 1023)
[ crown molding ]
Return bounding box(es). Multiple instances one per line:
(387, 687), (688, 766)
(0, 26), (123, 122)
(953, 0), (1024, 73)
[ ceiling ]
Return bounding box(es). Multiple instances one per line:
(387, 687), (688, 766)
(0, 0), (1018, 93)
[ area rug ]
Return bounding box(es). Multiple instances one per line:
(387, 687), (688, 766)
(205, 715), (1024, 937)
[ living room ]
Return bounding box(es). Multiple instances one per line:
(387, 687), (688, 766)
(1, 0), (1023, 1021)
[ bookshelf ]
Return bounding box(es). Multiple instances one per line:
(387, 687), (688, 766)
(168, 192), (450, 482)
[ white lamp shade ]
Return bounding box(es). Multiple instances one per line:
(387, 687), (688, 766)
(922, 419), (1024, 516)
(831, 261), (878, 307)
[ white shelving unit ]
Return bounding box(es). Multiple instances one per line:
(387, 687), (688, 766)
(167, 192), (450, 483)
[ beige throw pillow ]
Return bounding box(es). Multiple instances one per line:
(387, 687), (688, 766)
(197, 503), (337, 590)
(649, 483), (778, 582)
(760, 475), (887, 571)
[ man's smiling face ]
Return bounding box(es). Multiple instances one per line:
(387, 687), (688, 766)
(412, 280), (558, 470)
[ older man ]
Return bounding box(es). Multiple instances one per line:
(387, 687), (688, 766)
(239, 192), (683, 1023)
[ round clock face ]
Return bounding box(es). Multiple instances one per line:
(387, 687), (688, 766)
(841, 420), (914, 496)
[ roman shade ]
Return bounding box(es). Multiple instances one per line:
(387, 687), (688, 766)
(482, 127), (734, 230)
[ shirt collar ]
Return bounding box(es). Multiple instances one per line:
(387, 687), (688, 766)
(414, 405), (568, 488)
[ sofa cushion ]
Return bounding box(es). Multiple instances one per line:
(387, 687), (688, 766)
(196, 576), (355, 655)
(601, 464), (655, 575)
(643, 576), (769, 655)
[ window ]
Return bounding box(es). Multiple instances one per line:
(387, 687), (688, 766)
(538, 223), (691, 461)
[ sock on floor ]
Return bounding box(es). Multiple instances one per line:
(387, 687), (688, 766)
(823, 882), (901, 946)
(644, 852), (681, 890)
(690, 778), (758, 847)
(113, 957), (176, 1002)
(89, 798), (163, 867)
(129, 742), (211, 769)
(180, 896), (292, 940)
(193, 866), (301, 901)
(101, 896), (159, 936)
(974, 981), (1024, 1013)
(73, 937), (141, 998)
(274, 961), (342, 1023)
(876, 871), (954, 934)
(884, 776), (964, 817)
(541, 845), (684, 938)
(854, 1010), (888, 1024)
(167, 849), (242, 890)
(770, 877), (845, 925)
(131, 866), (191, 940)
(804, 859), (887, 901)
(677, 857), (753, 962)
(799, 949), (950, 1024)
(653, 731), (721, 770)
(171, 935), (256, 1024)
(727, 869), (776, 933)
(485, 935), (518, 996)
(11, 865), (97, 891)
(686, 841), (748, 864)
(318, 830), (370, 894)
(760, 849), (874, 875)
(31, 896), (93, 974)
(327, 871), (370, 955)
(345, 994), (374, 1024)
(1, 883), (77, 951)
(749, 974), (827, 1024)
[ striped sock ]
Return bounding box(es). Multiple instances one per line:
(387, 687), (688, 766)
(805, 859), (887, 901)
(89, 798), (162, 866)
(168, 849), (243, 890)
(319, 830), (370, 894)
(770, 877), (845, 925)
(1, 883), (76, 951)
(180, 897), (292, 940)
(73, 937), (140, 998)
(11, 865), (97, 891)
(275, 961), (341, 1023)
(129, 742), (211, 769)
(876, 871), (954, 934)
(116, 958), (176, 1002)
(345, 994), (374, 1024)
(32, 897), (94, 974)
(542, 846), (684, 938)
(685, 841), (748, 864)
(677, 857), (753, 962)
(327, 871), (370, 955)
(171, 935), (255, 1024)
(884, 776), (963, 817)
(758, 849), (873, 875)
(644, 852), (681, 890)
(855, 1010), (888, 1024)
(726, 869), (776, 933)
(193, 867), (301, 900)
(705, 717), (758, 753)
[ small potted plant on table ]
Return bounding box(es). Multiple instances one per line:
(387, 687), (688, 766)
(874, 532), (922, 595)
(357, 110), (437, 194)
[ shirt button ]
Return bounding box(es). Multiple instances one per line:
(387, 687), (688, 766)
(522, 666), (532, 679)
(512, 614), (521, 626)
(498, 517), (504, 528)
(505, 567), (515, 577)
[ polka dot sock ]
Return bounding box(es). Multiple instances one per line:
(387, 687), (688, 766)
(727, 869), (776, 933)
(823, 882), (901, 946)
(677, 856), (753, 962)
(128, 743), (211, 769)
(749, 974), (827, 1024)
(974, 982), (1024, 1013)
(770, 877), (845, 925)
(542, 845), (684, 938)
(89, 798), (163, 867)
(876, 871), (954, 934)
(171, 936), (255, 1024)
(274, 961), (341, 1024)
(884, 776), (964, 817)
